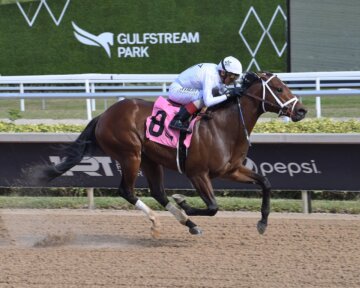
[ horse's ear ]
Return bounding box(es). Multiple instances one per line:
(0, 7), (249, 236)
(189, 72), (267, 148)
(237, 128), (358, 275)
(241, 71), (259, 89)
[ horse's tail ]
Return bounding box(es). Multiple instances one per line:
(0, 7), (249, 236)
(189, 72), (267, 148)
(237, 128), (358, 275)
(36, 116), (100, 184)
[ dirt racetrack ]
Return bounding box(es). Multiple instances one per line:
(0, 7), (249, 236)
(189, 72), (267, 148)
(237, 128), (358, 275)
(0, 209), (359, 288)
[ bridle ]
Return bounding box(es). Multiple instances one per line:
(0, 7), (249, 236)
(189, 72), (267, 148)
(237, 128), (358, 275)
(235, 73), (299, 146)
(244, 73), (299, 117)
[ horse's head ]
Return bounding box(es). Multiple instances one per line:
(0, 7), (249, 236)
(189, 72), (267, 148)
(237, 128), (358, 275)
(241, 72), (307, 122)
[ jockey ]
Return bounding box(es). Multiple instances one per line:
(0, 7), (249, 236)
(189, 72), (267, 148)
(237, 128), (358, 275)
(168, 56), (244, 133)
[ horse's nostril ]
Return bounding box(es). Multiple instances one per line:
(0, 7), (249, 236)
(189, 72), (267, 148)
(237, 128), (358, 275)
(298, 108), (307, 115)
(292, 107), (307, 122)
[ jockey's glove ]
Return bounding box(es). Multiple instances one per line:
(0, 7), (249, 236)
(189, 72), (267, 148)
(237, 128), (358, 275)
(226, 87), (245, 99)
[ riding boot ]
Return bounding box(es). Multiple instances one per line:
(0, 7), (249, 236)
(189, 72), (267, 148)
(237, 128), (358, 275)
(169, 106), (193, 133)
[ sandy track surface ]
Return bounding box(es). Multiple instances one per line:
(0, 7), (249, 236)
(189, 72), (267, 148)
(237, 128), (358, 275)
(1, 209), (360, 288)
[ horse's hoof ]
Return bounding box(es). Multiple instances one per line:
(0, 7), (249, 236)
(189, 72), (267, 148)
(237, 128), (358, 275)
(189, 226), (202, 235)
(149, 213), (161, 239)
(172, 194), (186, 205)
(257, 221), (267, 235)
(151, 226), (161, 239)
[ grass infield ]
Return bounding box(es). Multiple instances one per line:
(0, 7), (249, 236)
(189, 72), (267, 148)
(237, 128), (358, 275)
(0, 196), (359, 214)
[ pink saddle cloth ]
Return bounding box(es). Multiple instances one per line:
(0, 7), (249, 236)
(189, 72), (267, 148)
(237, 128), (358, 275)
(145, 96), (197, 148)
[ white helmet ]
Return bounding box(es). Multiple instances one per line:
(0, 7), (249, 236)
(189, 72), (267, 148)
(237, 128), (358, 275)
(217, 56), (242, 75)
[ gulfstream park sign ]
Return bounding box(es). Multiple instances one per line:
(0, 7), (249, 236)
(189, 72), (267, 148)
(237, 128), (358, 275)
(4, 0), (289, 74)
(16, 1), (200, 59)
(72, 22), (200, 58)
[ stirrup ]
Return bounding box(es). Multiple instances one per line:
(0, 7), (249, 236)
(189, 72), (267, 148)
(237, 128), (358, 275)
(169, 120), (192, 134)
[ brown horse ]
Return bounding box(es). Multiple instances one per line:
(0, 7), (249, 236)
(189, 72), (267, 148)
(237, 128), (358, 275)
(36, 72), (307, 237)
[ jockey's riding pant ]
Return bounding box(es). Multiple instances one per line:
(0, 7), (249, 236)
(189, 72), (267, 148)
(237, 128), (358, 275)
(169, 81), (204, 107)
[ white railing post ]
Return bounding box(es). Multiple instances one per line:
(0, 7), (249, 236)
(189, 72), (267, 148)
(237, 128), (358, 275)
(20, 83), (25, 112)
(91, 82), (96, 111)
(162, 82), (167, 94)
(85, 80), (92, 120)
(118, 82), (125, 102)
(315, 78), (321, 118)
(87, 188), (95, 210)
(301, 191), (312, 214)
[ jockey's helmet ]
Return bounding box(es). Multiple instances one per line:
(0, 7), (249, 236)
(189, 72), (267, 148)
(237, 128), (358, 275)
(217, 56), (242, 75)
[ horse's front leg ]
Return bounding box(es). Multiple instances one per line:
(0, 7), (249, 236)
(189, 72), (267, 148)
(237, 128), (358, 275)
(172, 173), (219, 217)
(225, 166), (271, 234)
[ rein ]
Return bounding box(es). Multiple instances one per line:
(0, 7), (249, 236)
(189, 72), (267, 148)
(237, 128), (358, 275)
(236, 96), (251, 147)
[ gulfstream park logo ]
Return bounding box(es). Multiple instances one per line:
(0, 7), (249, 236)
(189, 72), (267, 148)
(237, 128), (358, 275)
(71, 22), (200, 58)
(72, 22), (114, 58)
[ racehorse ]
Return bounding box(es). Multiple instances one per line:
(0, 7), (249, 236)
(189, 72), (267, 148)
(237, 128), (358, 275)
(34, 71), (307, 237)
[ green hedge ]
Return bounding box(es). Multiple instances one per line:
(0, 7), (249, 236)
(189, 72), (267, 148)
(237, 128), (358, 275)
(1, 118), (360, 133)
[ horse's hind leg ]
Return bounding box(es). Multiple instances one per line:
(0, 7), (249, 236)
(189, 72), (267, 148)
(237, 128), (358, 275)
(141, 155), (202, 235)
(117, 153), (160, 238)
(172, 173), (219, 216)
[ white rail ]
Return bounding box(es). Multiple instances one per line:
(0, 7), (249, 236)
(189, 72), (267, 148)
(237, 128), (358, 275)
(1, 71), (360, 119)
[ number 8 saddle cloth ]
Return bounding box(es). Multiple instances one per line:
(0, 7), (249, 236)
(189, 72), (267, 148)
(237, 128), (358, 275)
(145, 96), (198, 149)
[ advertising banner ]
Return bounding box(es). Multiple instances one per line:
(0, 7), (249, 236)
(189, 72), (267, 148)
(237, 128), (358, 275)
(0, 0), (288, 75)
(1, 141), (359, 191)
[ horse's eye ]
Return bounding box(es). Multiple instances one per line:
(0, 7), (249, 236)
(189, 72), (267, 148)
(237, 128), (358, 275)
(276, 87), (283, 93)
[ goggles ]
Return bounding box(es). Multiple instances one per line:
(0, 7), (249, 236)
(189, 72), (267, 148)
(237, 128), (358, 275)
(227, 73), (240, 80)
